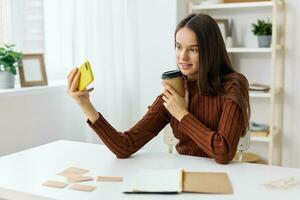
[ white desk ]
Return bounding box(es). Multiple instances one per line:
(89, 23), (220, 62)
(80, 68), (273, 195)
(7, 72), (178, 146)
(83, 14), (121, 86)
(0, 140), (299, 200)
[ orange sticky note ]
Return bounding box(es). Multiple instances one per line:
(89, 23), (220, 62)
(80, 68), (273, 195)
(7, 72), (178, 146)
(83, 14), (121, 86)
(97, 176), (123, 182)
(42, 180), (68, 188)
(58, 167), (89, 177)
(69, 184), (96, 192)
(67, 175), (94, 183)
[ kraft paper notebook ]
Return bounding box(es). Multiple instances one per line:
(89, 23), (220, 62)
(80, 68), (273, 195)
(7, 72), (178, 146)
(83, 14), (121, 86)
(123, 169), (233, 194)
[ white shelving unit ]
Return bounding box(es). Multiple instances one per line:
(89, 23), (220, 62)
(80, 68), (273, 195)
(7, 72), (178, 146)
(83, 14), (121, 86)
(189, 0), (286, 165)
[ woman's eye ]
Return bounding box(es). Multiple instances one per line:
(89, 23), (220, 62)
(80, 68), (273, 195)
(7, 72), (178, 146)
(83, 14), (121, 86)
(175, 45), (181, 50)
(190, 48), (198, 53)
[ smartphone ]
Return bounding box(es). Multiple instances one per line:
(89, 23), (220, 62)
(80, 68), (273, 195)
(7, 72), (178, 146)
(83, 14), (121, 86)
(78, 60), (94, 91)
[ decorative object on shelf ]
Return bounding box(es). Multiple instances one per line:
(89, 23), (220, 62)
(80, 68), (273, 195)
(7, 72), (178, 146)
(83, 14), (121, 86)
(249, 83), (270, 92)
(223, 0), (271, 3)
(215, 19), (229, 42)
(0, 44), (23, 89)
(226, 19), (234, 47)
(250, 121), (269, 132)
(251, 19), (272, 47)
(19, 53), (48, 87)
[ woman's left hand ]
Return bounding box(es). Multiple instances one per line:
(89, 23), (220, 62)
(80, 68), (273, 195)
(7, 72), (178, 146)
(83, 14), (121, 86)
(162, 82), (189, 121)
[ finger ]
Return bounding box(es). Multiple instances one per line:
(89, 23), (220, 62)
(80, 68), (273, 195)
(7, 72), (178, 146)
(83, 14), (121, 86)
(84, 87), (94, 93)
(163, 90), (172, 98)
(73, 88), (93, 96)
(162, 95), (168, 102)
(163, 102), (168, 108)
(70, 70), (80, 92)
(76, 88), (94, 94)
(67, 68), (77, 79)
(163, 83), (177, 96)
(67, 68), (78, 89)
(76, 91), (90, 96)
(67, 68), (78, 82)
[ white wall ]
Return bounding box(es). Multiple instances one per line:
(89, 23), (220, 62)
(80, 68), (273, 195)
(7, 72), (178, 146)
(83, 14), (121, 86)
(0, 86), (92, 156)
(282, 0), (300, 167)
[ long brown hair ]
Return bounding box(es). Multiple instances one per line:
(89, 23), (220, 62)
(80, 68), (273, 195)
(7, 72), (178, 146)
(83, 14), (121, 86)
(175, 14), (250, 136)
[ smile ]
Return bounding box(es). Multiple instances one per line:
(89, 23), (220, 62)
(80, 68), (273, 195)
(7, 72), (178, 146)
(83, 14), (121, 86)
(180, 63), (193, 70)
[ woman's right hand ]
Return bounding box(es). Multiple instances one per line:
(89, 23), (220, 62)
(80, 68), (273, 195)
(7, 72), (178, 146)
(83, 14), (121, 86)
(67, 68), (94, 106)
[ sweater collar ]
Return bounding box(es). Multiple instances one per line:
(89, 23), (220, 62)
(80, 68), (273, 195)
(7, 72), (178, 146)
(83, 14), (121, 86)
(187, 79), (198, 89)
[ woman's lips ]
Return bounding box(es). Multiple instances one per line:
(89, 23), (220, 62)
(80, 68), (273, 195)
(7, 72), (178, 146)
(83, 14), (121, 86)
(180, 63), (193, 70)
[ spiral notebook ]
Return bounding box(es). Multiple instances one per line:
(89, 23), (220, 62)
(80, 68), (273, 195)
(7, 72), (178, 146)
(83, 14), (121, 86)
(123, 169), (233, 194)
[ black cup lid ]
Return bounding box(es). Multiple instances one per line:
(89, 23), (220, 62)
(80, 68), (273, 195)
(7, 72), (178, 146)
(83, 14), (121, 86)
(161, 70), (182, 79)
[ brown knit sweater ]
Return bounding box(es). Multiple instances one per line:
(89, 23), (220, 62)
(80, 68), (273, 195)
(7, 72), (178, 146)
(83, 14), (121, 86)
(87, 72), (249, 164)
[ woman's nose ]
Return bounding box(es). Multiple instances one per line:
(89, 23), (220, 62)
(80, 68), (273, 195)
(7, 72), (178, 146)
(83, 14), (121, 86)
(180, 49), (189, 61)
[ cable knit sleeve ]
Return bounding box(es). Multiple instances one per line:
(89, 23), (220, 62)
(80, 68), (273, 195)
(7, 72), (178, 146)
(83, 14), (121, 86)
(87, 95), (170, 158)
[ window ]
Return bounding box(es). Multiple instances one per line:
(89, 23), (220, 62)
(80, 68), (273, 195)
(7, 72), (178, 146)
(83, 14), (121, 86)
(6, 0), (44, 53)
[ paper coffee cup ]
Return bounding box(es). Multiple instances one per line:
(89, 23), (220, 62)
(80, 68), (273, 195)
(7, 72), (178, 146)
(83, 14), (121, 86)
(161, 70), (185, 97)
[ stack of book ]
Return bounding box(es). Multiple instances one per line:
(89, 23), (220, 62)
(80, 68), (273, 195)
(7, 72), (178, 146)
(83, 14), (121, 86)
(250, 121), (269, 137)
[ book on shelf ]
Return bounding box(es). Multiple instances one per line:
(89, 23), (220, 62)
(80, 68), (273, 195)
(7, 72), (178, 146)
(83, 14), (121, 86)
(251, 131), (269, 137)
(123, 168), (233, 194)
(250, 121), (269, 132)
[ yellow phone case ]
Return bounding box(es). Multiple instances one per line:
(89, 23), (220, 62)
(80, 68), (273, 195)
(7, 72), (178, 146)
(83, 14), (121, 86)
(78, 61), (94, 91)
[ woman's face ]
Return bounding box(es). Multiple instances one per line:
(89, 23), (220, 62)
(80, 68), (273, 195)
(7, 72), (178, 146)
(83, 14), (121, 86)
(175, 27), (199, 80)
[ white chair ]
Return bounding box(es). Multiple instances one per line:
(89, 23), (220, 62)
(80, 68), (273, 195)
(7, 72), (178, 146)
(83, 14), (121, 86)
(163, 124), (251, 162)
(163, 124), (178, 154)
(236, 130), (251, 162)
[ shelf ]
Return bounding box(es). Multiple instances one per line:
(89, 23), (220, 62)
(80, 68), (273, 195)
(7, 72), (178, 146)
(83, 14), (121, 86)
(251, 135), (270, 142)
(191, 1), (273, 10)
(0, 80), (66, 98)
(249, 91), (271, 98)
(251, 128), (280, 143)
(227, 48), (272, 53)
(249, 88), (281, 99)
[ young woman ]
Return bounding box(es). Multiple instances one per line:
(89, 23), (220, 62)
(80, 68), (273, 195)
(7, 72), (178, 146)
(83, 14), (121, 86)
(67, 14), (250, 164)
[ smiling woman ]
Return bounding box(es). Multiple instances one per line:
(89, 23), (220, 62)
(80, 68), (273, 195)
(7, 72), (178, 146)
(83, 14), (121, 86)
(67, 13), (250, 165)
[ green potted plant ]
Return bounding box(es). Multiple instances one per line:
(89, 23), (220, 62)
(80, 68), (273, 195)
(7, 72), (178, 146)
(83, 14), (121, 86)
(0, 44), (23, 89)
(251, 19), (272, 48)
